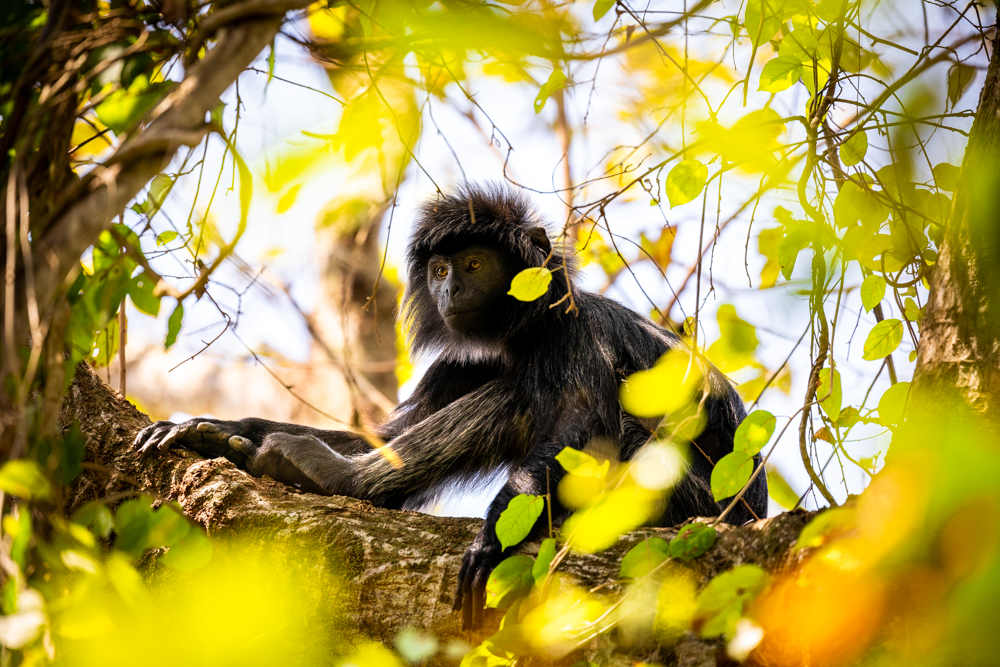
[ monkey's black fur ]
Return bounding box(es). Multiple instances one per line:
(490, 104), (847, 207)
(135, 183), (767, 630)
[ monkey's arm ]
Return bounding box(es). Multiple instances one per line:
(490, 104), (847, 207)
(132, 358), (502, 492)
(303, 376), (534, 503)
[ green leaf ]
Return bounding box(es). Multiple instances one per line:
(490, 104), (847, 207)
(0, 461), (51, 501)
(758, 226), (783, 288)
(795, 506), (855, 550)
(73, 501), (115, 539)
(933, 162), (961, 192)
(460, 641), (514, 667)
(95, 76), (174, 135)
(128, 272), (161, 316)
(267, 43), (276, 86)
(507, 267), (552, 302)
(554, 447), (609, 478)
(707, 304), (758, 372)
(164, 301), (184, 349)
(838, 181), (887, 227)
(862, 319), (903, 360)
(670, 523), (717, 559)
(620, 537), (670, 578)
(593, 0), (616, 20)
(533, 68), (566, 114)
(840, 131), (868, 167)
(4, 511), (32, 571)
(232, 148), (252, 235)
(710, 451), (753, 502)
(758, 55), (802, 92)
(485, 555), (535, 609)
(495, 494), (545, 551)
(744, 0), (784, 55)
(860, 274), (886, 313)
(90, 313), (120, 368)
(159, 527), (213, 572)
(142, 174), (175, 219)
(665, 159), (708, 208)
(114, 498), (191, 558)
(210, 101), (226, 128)
(816, 368), (842, 420)
(532, 538), (557, 583)
(733, 410), (775, 456)
(837, 406), (862, 429)
(696, 564), (769, 639)
(947, 63), (976, 105)
(765, 464), (798, 510)
(777, 229), (810, 280)
(58, 421), (87, 484)
(155, 231), (178, 246)
(358, 0), (375, 36)
(877, 381), (910, 428)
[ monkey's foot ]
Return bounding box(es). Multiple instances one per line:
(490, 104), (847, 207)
(453, 540), (503, 630)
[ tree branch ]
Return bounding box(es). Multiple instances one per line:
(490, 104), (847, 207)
(30, 1), (312, 338)
(62, 361), (816, 664)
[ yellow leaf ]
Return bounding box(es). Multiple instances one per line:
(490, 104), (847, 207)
(620, 348), (703, 418)
(508, 268), (552, 301)
(665, 159), (708, 208)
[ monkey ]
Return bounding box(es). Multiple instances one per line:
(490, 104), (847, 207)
(134, 183), (767, 630)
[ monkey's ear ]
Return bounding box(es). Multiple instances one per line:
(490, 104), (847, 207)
(527, 226), (552, 255)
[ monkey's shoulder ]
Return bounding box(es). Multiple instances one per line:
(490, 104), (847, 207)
(560, 291), (680, 362)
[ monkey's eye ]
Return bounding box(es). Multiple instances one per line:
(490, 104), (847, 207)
(434, 266), (448, 278)
(467, 259), (482, 271)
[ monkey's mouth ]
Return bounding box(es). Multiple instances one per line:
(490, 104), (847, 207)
(443, 308), (483, 319)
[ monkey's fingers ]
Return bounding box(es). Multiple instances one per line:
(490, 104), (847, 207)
(134, 421), (173, 455)
(196, 421), (233, 444)
(134, 423), (186, 455)
(228, 435), (257, 455)
(152, 423), (194, 452)
(452, 558), (469, 613)
(471, 567), (488, 630)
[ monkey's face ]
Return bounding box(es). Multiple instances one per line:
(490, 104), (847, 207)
(426, 244), (523, 337)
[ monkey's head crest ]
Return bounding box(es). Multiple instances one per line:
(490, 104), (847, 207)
(402, 182), (577, 358)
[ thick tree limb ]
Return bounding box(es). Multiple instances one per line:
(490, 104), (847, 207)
(62, 362), (815, 665)
(911, 11), (1000, 423)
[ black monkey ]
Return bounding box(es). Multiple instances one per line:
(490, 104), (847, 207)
(134, 184), (767, 629)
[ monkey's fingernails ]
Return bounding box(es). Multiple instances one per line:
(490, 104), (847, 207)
(197, 422), (233, 443)
(229, 435), (254, 453)
(158, 425), (189, 450)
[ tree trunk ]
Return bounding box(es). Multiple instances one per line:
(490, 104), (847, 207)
(63, 361), (815, 666)
(911, 14), (1000, 423)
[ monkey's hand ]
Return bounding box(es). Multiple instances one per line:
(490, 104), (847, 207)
(239, 433), (357, 496)
(134, 419), (249, 463)
(452, 532), (504, 630)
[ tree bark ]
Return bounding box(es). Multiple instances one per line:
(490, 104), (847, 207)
(63, 361), (814, 666)
(911, 14), (1000, 423)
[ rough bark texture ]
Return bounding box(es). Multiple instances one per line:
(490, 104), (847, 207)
(63, 361), (815, 666)
(911, 15), (1000, 423)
